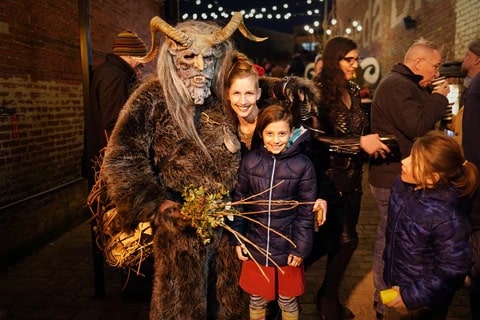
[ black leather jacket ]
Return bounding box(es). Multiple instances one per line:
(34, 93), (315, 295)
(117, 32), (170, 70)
(310, 80), (367, 194)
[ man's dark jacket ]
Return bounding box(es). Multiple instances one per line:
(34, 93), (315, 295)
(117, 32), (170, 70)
(82, 53), (138, 183)
(369, 63), (448, 188)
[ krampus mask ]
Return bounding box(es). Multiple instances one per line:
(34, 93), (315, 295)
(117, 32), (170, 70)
(137, 12), (267, 105)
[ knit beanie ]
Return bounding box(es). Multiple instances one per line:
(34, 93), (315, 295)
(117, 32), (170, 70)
(468, 38), (480, 57)
(112, 30), (147, 57)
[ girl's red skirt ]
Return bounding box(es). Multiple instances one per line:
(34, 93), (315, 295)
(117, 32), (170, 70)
(239, 259), (305, 300)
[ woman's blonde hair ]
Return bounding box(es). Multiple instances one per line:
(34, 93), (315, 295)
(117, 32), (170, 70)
(220, 51), (259, 126)
(410, 130), (479, 197)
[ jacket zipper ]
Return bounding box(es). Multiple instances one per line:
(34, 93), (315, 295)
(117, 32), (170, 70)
(266, 155), (277, 266)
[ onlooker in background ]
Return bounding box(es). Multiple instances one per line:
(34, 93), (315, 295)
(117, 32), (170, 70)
(253, 64), (266, 77)
(460, 38), (480, 320)
(313, 54), (323, 78)
(270, 63), (286, 78)
(262, 59), (273, 76)
(368, 38), (450, 318)
(229, 104), (317, 320)
(311, 36), (389, 320)
(82, 30), (148, 300)
(285, 52), (306, 77)
(383, 131), (478, 319)
(82, 30), (147, 189)
(450, 105), (464, 145)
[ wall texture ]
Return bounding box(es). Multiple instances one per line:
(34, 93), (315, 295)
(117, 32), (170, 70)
(0, 0), (161, 263)
(334, 0), (480, 83)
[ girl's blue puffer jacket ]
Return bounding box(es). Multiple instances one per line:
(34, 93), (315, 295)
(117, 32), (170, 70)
(229, 130), (317, 266)
(383, 176), (472, 310)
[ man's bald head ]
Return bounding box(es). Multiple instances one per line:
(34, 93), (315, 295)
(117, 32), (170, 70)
(404, 38), (440, 65)
(403, 38), (442, 87)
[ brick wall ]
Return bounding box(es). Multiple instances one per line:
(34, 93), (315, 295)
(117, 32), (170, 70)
(0, 0), (162, 263)
(335, 0), (479, 84)
(89, 1), (161, 73)
(454, 0), (480, 59)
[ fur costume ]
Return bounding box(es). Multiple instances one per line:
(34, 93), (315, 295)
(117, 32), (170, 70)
(96, 13), (321, 320)
(102, 78), (246, 319)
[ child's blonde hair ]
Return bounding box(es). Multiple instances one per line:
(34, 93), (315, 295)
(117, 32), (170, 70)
(410, 131), (479, 197)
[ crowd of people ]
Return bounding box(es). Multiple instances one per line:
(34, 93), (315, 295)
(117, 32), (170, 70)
(84, 11), (480, 320)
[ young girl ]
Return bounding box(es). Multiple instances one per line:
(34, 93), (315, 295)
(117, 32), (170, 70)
(229, 104), (317, 320)
(383, 130), (479, 319)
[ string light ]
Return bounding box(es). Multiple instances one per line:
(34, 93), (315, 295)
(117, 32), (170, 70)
(179, 0), (326, 23)
(179, 0), (362, 42)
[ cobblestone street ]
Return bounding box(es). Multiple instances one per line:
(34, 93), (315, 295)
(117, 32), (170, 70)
(0, 166), (471, 319)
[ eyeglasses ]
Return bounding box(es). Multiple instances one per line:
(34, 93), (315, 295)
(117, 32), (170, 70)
(341, 56), (362, 65)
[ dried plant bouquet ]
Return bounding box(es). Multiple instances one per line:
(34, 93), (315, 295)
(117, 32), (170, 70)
(89, 177), (314, 280)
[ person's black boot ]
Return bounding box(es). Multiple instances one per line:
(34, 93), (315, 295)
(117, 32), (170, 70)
(316, 287), (355, 320)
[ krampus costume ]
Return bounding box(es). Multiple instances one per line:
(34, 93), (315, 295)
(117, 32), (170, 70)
(100, 14), (266, 319)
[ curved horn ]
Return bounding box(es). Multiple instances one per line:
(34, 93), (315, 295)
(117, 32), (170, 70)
(238, 23), (269, 43)
(211, 12), (268, 45)
(134, 16), (193, 63)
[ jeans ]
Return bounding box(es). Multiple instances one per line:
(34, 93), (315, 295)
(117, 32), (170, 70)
(370, 184), (391, 315)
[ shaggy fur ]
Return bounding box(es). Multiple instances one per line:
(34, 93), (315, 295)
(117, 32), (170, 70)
(102, 78), (247, 319)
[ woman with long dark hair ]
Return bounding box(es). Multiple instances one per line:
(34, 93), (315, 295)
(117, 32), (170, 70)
(310, 36), (389, 320)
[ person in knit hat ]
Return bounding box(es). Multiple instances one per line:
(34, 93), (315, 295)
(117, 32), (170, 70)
(82, 29), (150, 299)
(83, 29), (148, 189)
(460, 37), (480, 320)
(467, 38), (480, 57)
(112, 30), (148, 57)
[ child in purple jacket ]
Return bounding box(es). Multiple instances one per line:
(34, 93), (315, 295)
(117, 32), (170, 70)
(383, 131), (479, 319)
(229, 104), (317, 320)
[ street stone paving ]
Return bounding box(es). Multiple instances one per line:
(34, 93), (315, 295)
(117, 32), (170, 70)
(0, 166), (471, 319)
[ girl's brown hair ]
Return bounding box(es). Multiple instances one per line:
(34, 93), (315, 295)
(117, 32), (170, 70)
(256, 104), (293, 138)
(411, 130), (479, 197)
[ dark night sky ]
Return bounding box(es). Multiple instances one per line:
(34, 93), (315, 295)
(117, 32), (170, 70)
(178, 0), (327, 34)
